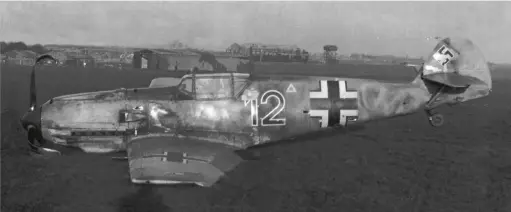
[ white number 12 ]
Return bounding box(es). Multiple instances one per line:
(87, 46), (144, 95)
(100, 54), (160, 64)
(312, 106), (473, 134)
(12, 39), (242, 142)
(244, 90), (286, 127)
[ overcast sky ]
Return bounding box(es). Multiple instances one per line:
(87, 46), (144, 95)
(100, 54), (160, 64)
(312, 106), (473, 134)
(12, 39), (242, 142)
(1, 1), (510, 63)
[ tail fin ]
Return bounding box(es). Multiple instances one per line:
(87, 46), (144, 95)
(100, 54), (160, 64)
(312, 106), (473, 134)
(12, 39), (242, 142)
(423, 38), (491, 88)
(413, 37), (492, 126)
(355, 38), (492, 127)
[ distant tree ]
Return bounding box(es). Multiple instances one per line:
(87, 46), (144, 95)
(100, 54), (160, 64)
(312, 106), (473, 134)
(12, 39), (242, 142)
(169, 40), (187, 49)
(9, 42), (28, 51)
(30, 44), (47, 54)
(0, 41), (48, 54)
(0, 41), (27, 53)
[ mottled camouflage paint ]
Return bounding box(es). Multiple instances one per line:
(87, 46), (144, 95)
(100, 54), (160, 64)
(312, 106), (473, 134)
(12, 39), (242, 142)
(39, 67), (490, 153)
(127, 135), (240, 186)
(356, 78), (431, 122)
(33, 38), (492, 186)
(40, 89), (128, 152)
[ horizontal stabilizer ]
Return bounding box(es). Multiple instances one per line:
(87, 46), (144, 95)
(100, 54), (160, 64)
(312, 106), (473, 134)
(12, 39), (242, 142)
(422, 73), (487, 88)
(419, 37), (492, 104)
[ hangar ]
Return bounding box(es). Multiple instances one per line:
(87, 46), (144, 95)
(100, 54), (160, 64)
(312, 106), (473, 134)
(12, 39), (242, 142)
(132, 49), (246, 72)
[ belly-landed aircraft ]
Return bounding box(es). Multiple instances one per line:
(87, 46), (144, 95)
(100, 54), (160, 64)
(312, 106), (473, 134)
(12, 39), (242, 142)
(20, 37), (492, 187)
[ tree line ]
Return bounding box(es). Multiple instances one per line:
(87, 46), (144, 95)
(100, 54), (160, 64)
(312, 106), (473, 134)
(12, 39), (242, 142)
(0, 41), (48, 54)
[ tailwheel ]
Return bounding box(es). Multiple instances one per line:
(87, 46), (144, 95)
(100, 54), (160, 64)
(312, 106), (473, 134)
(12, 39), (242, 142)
(428, 113), (444, 127)
(423, 84), (447, 127)
(425, 108), (444, 127)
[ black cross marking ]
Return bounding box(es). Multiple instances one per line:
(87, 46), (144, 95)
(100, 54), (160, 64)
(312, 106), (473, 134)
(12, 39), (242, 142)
(309, 80), (358, 127)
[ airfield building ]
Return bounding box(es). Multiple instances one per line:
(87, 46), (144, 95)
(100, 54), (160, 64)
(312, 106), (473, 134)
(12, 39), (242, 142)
(46, 50), (68, 65)
(226, 43), (309, 63)
(132, 49), (170, 70)
(65, 54), (95, 68)
(4, 50), (37, 66)
(131, 49), (244, 72)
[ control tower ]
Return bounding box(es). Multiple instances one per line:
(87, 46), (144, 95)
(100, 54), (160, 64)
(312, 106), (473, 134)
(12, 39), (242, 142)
(323, 45), (338, 64)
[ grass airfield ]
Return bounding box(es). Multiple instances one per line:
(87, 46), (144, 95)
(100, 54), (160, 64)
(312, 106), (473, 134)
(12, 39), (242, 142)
(1, 64), (511, 212)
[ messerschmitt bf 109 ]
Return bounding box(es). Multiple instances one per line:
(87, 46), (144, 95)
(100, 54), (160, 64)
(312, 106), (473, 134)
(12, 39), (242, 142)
(20, 37), (492, 187)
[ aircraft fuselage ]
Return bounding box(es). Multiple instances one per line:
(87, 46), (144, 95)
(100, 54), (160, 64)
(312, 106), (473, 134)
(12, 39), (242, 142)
(39, 74), (370, 153)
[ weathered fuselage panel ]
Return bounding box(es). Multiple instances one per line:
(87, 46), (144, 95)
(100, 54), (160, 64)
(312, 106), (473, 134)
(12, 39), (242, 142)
(40, 89), (130, 152)
(40, 74), (375, 153)
(241, 77), (369, 145)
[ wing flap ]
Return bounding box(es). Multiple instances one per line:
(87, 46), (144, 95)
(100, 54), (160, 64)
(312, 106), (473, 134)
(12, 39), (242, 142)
(210, 149), (243, 172)
(127, 135), (242, 187)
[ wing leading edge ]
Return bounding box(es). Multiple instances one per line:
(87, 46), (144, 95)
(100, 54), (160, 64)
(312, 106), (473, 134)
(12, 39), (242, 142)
(127, 135), (242, 187)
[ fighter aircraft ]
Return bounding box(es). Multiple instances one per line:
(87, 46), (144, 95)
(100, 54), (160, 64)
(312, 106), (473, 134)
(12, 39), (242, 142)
(20, 37), (492, 187)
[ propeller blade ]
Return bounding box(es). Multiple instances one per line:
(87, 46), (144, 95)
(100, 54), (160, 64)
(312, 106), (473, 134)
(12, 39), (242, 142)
(29, 64), (36, 111)
(22, 54), (58, 155)
(28, 54), (57, 111)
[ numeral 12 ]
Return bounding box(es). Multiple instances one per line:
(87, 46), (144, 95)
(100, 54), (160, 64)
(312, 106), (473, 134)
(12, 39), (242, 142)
(244, 90), (286, 127)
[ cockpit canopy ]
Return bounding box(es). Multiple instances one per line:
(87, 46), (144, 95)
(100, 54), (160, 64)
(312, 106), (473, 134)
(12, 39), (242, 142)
(177, 73), (251, 100)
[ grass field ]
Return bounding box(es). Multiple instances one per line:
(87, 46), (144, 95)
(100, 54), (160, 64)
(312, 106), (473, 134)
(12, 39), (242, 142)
(1, 64), (511, 212)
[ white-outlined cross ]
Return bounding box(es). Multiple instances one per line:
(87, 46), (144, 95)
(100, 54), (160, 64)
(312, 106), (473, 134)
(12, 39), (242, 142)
(309, 80), (358, 128)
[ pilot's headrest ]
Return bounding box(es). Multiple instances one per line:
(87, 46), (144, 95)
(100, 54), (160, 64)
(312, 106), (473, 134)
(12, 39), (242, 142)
(422, 37), (492, 90)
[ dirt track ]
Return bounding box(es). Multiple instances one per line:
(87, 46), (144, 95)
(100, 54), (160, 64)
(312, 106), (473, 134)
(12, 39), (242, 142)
(1, 64), (511, 212)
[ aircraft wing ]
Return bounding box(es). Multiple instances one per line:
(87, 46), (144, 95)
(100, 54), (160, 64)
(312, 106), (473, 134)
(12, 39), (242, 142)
(127, 135), (243, 187)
